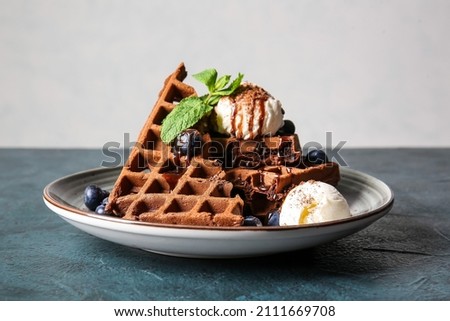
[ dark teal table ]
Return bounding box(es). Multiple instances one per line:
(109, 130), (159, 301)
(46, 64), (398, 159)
(1, 148), (449, 300)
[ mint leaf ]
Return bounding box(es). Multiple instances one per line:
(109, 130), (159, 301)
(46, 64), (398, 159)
(214, 75), (231, 91)
(160, 68), (244, 145)
(217, 73), (244, 95)
(207, 94), (222, 107)
(160, 97), (212, 144)
(192, 69), (217, 92)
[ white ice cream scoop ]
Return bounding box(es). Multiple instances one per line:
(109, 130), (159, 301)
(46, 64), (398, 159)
(212, 82), (284, 140)
(279, 180), (352, 225)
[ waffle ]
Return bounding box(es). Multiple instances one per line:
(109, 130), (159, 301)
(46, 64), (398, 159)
(106, 62), (341, 227)
(204, 133), (340, 222)
(106, 63), (244, 226)
(207, 134), (302, 168)
(224, 163), (340, 224)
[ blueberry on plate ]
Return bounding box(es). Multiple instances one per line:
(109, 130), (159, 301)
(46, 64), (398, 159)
(305, 149), (329, 165)
(243, 216), (263, 227)
(101, 197), (109, 206)
(267, 210), (280, 226)
(95, 204), (106, 215)
(84, 185), (109, 211)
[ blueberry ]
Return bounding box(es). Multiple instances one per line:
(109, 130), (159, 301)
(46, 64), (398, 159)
(305, 149), (329, 165)
(95, 205), (106, 214)
(267, 210), (280, 226)
(277, 120), (296, 135)
(243, 216), (263, 227)
(101, 197), (109, 206)
(172, 129), (202, 158)
(84, 185), (109, 211)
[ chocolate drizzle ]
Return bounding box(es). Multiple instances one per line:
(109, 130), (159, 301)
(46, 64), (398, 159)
(231, 103), (238, 137)
(257, 170), (268, 192)
(258, 99), (265, 138)
(226, 83), (271, 140)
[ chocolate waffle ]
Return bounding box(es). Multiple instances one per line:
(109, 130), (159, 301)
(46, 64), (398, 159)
(224, 163), (340, 224)
(205, 133), (340, 223)
(207, 134), (302, 168)
(106, 63), (244, 226)
(106, 62), (340, 226)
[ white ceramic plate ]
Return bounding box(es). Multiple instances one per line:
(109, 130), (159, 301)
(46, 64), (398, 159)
(43, 167), (394, 258)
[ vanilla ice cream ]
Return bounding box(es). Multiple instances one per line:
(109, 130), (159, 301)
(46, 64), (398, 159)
(279, 180), (351, 225)
(213, 82), (284, 140)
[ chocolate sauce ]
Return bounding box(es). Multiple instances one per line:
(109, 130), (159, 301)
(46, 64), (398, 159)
(227, 84), (271, 140)
(162, 170), (185, 191)
(248, 102), (255, 138)
(234, 175), (245, 187)
(236, 103), (244, 139)
(173, 150), (181, 169)
(258, 99), (265, 138)
(258, 171), (268, 191)
(254, 170), (282, 202)
(231, 101), (237, 136)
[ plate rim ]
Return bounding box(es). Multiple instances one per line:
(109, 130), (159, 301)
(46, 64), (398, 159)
(43, 166), (394, 232)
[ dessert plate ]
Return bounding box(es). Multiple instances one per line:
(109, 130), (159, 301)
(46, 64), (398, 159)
(43, 167), (394, 258)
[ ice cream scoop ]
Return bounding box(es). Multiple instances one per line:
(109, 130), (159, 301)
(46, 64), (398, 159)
(279, 180), (351, 225)
(212, 82), (284, 140)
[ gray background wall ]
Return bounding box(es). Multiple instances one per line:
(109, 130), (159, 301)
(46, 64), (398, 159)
(1, 0), (449, 148)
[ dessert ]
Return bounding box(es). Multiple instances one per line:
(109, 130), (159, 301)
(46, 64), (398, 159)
(212, 82), (284, 140)
(280, 180), (351, 225)
(104, 64), (244, 226)
(99, 62), (343, 227)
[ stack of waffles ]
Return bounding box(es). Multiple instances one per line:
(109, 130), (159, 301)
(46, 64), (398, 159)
(106, 63), (340, 226)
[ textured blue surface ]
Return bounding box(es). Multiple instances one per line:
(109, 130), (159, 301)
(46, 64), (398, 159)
(1, 148), (449, 300)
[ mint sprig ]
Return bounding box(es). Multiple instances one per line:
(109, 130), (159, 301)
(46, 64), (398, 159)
(160, 68), (244, 144)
